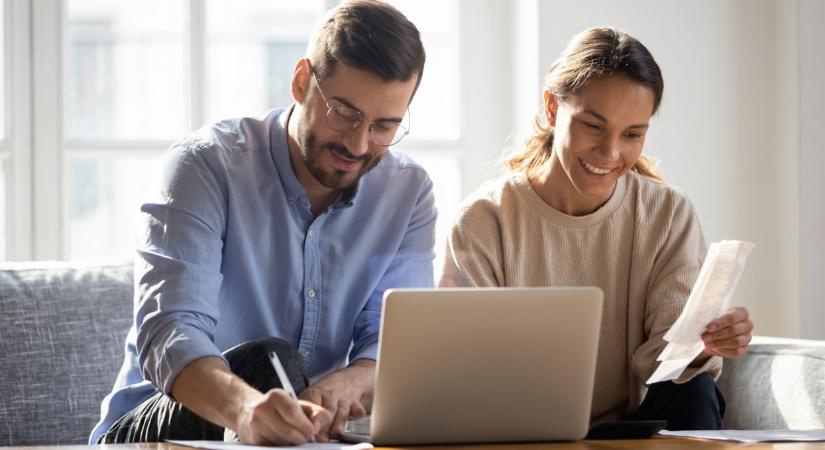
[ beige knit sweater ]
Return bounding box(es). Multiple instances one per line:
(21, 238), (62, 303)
(438, 170), (722, 422)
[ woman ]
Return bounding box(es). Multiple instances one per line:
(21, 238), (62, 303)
(439, 27), (753, 430)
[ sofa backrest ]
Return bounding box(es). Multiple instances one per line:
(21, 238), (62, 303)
(717, 336), (825, 429)
(3, 261), (823, 443)
(0, 261), (133, 446)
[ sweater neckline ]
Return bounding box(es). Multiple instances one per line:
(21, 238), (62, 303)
(511, 171), (628, 227)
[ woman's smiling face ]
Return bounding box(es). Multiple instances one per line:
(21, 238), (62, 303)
(543, 75), (656, 216)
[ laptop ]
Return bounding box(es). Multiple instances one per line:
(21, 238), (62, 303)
(340, 287), (603, 445)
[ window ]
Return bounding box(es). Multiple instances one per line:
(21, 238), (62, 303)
(0, 160), (6, 259)
(66, 1), (188, 141)
(65, 0), (188, 259)
(4, 0), (466, 264)
(0, 0), (5, 142)
(0, 0), (6, 259)
(205, 0), (326, 122)
(390, 0), (462, 270)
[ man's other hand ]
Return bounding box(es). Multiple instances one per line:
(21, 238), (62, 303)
(298, 359), (376, 437)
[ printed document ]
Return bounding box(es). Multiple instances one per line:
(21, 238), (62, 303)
(647, 240), (755, 384)
(168, 440), (373, 450)
(659, 429), (825, 443)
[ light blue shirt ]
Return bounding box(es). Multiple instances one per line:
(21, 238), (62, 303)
(90, 107), (436, 443)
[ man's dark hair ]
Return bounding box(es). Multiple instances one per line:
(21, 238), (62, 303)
(309, 0), (426, 95)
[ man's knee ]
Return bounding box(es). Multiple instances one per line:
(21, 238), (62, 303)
(223, 337), (308, 393)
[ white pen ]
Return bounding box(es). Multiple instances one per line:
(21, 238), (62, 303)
(269, 351), (317, 443)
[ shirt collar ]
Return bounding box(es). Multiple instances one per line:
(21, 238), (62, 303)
(270, 106), (307, 203)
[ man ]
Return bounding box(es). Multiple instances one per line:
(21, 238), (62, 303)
(90, 0), (433, 444)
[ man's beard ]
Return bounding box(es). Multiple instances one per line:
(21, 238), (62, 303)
(297, 126), (383, 190)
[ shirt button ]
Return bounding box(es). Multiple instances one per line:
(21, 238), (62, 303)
(287, 195), (295, 202)
(301, 351), (310, 357)
(308, 230), (315, 238)
(307, 289), (316, 298)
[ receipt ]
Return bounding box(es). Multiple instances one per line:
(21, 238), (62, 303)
(647, 240), (755, 384)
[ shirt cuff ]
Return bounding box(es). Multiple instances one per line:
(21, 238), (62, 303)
(142, 324), (226, 395)
(349, 341), (378, 363)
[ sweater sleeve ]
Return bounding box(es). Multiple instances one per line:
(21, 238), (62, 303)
(438, 199), (504, 288)
(630, 193), (723, 385)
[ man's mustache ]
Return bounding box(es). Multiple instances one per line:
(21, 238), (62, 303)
(325, 143), (371, 163)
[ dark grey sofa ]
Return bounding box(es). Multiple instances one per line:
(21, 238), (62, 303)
(0, 261), (823, 446)
(0, 261), (133, 446)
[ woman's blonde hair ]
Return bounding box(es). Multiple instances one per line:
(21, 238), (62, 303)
(507, 27), (664, 181)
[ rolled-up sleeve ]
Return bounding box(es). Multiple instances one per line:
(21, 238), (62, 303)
(134, 141), (228, 394)
(349, 175), (436, 363)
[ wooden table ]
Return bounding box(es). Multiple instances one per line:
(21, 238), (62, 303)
(6, 440), (825, 450)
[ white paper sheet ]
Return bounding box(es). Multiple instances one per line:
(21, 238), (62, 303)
(167, 440), (373, 450)
(647, 240), (755, 384)
(659, 429), (825, 443)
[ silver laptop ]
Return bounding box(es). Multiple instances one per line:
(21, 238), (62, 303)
(341, 287), (603, 445)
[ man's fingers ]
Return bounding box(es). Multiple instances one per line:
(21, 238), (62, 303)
(302, 401), (333, 442)
(302, 387), (337, 413)
(246, 402), (306, 445)
(267, 390), (318, 442)
(331, 400), (352, 437)
(349, 400), (367, 419)
(298, 387), (323, 406)
(300, 387), (342, 437)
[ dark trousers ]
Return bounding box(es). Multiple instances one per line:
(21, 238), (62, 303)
(630, 373), (726, 430)
(98, 337), (307, 443)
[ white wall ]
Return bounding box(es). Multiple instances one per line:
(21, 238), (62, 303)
(483, 0), (815, 337)
(459, 0), (517, 197)
(799, 0), (825, 339)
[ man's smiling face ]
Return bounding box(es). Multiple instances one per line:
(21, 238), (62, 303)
(295, 62), (417, 191)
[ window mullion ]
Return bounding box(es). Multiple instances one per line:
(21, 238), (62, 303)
(188, 0), (206, 131)
(3, 0), (33, 260)
(31, 0), (63, 259)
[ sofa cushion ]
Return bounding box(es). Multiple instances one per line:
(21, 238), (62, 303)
(0, 261), (133, 445)
(717, 336), (825, 429)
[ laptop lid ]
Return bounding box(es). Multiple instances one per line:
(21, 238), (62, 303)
(366, 287), (603, 445)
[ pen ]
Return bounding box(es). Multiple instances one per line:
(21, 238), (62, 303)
(269, 351), (317, 443)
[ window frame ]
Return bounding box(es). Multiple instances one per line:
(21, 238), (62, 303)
(15, 0), (480, 260)
(4, 0), (32, 261)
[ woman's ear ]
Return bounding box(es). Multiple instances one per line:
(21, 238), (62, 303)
(291, 58), (312, 104)
(543, 89), (559, 127)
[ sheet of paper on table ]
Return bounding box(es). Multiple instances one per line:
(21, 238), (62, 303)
(167, 440), (373, 450)
(647, 240), (755, 384)
(659, 429), (825, 443)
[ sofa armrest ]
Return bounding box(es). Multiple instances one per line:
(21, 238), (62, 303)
(717, 335), (825, 429)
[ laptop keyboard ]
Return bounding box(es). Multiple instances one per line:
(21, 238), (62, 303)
(344, 416), (371, 435)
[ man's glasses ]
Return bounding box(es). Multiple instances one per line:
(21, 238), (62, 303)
(311, 72), (409, 147)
